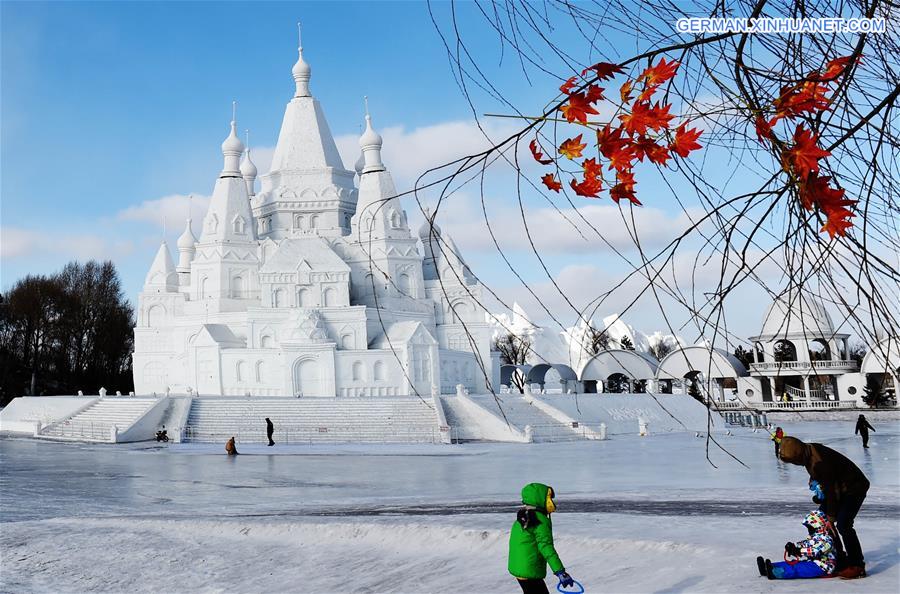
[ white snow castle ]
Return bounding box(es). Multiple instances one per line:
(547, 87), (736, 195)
(133, 42), (494, 398)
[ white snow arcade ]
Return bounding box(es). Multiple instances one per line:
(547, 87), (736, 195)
(133, 42), (494, 399)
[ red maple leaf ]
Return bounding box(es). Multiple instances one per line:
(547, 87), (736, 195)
(560, 91), (600, 124)
(616, 169), (636, 190)
(774, 81), (830, 119)
(755, 115), (777, 142)
(559, 134), (587, 160)
(620, 102), (674, 135)
(633, 136), (670, 165)
(529, 138), (552, 165)
(607, 144), (637, 171)
(610, 184), (641, 205)
(597, 125), (626, 158)
(581, 61), (624, 81)
(541, 173), (563, 193)
(582, 157), (603, 180)
(799, 173), (856, 237)
(784, 125), (831, 178)
(619, 80), (633, 103)
(670, 123), (703, 158)
(585, 84), (605, 104)
(570, 175), (603, 198)
(560, 76), (578, 94)
(639, 57), (679, 87)
(810, 55), (859, 81)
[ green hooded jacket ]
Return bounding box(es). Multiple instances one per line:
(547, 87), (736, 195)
(508, 483), (565, 579)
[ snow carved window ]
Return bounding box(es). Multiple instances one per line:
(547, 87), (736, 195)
(232, 215), (246, 234)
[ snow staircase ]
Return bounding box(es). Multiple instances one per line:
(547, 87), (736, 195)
(467, 394), (585, 442)
(38, 398), (159, 442)
(183, 397), (442, 444)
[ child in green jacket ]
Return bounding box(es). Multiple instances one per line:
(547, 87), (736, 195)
(508, 483), (576, 594)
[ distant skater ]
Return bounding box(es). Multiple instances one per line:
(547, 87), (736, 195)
(266, 417), (275, 447)
(854, 414), (875, 448)
(770, 426), (784, 457)
(226, 436), (239, 455)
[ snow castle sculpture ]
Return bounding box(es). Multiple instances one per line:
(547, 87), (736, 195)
(133, 40), (492, 397)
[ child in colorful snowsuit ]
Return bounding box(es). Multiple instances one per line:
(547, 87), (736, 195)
(758, 510), (836, 579)
(508, 483), (576, 594)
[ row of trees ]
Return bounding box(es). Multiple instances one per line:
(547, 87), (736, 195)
(0, 261), (134, 405)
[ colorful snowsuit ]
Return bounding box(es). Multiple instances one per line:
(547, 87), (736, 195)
(508, 483), (565, 580)
(769, 511), (836, 579)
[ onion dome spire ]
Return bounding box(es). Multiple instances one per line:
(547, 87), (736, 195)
(240, 129), (258, 196)
(221, 101), (245, 177)
(292, 22), (311, 97)
(418, 206), (442, 239)
(358, 97), (384, 173)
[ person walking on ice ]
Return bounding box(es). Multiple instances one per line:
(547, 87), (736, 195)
(855, 414), (875, 448)
(508, 483), (577, 594)
(757, 510), (836, 579)
(225, 436), (239, 455)
(266, 417), (275, 447)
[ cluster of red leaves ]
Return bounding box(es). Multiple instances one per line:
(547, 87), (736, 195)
(755, 55), (859, 237)
(532, 58), (703, 206)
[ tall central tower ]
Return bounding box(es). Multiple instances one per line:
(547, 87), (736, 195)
(252, 41), (357, 239)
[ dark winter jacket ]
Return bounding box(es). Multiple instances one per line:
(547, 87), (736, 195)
(779, 437), (869, 518)
(266, 419), (274, 435)
(855, 416), (875, 435)
(508, 483), (564, 579)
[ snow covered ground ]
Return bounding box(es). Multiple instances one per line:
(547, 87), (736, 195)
(2, 420), (898, 593)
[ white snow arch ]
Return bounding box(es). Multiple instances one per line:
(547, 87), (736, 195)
(526, 364), (577, 389)
(655, 346), (748, 400)
(579, 349), (658, 392)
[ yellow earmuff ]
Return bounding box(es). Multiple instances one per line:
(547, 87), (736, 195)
(545, 488), (556, 513)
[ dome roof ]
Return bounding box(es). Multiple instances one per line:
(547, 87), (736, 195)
(359, 115), (383, 149)
(292, 47), (311, 97)
(240, 148), (258, 178)
(221, 120), (244, 155)
(177, 218), (197, 249)
(418, 215), (441, 239)
(757, 292), (835, 339)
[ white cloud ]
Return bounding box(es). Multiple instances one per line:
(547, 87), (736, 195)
(333, 119), (523, 190)
(1, 226), (135, 262)
(116, 193), (211, 228)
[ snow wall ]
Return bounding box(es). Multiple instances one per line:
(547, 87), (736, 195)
(0, 396), (97, 434)
(535, 393), (723, 435)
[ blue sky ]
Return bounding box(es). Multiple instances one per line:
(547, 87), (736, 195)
(2, 1), (812, 343)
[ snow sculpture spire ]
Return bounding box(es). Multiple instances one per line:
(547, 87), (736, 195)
(292, 22), (311, 98)
(144, 240), (178, 292)
(220, 102), (245, 178)
(359, 96), (385, 174)
(176, 214), (197, 282)
(240, 129), (258, 196)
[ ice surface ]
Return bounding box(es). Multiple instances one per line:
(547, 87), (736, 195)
(2, 420), (898, 593)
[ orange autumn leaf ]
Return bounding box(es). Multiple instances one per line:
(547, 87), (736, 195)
(581, 61), (624, 81)
(607, 144), (637, 171)
(784, 125), (831, 178)
(616, 169), (636, 190)
(597, 125), (626, 158)
(619, 101), (673, 136)
(559, 134), (587, 159)
(529, 138), (553, 165)
(633, 136), (670, 165)
(559, 76), (578, 94)
(773, 81), (830, 119)
(560, 91), (600, 124)
(755, 115), (777, 142)
(570, 170), (603, 198)
(585, 84), (605, 104)
(619, 80), (633, 103)
(610, 183), (641, 205)
(541, 173), (563, 193)
(670, 123), (703, 158)
(813, 55), (859, 81)
(639, 57), (679, 87)
(582, 157), (603, 180)
(799, 173), (855, 237)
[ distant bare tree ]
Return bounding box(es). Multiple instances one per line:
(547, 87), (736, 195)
(649, 340), (674, 361)
(619, 336), (635, 351)
(588, 326), (610, 354)
(849, 341), (868, 367)
(733, 345), (753, 369)
(493, 333), (531, 393)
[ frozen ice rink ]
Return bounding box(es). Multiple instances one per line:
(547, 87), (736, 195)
(2, 420), (898, 593)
